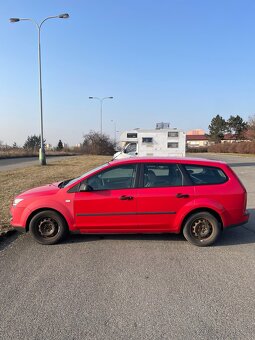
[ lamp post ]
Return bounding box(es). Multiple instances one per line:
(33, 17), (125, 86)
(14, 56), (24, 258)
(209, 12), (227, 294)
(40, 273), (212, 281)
(89, 96), (113, 134)
(10, 13), (69, 165)
(111, 120), (117, 146)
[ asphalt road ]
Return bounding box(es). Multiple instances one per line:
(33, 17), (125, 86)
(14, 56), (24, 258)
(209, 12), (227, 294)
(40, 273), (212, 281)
(0, 156), (75, 171)
(1, 153), (255, 340)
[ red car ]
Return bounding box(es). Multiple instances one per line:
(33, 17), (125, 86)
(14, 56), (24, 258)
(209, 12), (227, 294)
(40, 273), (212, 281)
(11, 157), (249, 246)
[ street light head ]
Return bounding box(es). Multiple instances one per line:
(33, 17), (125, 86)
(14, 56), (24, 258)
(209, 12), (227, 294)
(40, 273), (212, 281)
(89, 97), (94, 99)
(9, 18), (20, 23)
(109, 97), (113, 99)
(58, 13), (69, 19)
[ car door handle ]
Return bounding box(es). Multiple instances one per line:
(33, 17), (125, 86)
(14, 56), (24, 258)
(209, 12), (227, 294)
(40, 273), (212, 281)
(176, 193), (189, 198)
(120, 195), (134, 200)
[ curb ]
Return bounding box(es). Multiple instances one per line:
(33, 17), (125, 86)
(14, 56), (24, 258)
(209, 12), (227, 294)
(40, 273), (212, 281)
(0, 229), (17, 238)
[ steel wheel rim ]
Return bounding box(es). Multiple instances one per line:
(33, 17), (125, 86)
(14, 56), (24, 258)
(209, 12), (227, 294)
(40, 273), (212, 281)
(191, 218), (213, 240)
(37, 217), (59, 239)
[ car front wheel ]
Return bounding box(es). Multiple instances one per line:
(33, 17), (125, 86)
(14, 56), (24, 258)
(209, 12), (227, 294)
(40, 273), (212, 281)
(183, 212), (221, 247)
(29, 210), (68, 245)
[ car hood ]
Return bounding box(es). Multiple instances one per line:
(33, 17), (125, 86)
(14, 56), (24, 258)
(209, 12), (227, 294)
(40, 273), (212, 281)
(18, 182), (60, 198)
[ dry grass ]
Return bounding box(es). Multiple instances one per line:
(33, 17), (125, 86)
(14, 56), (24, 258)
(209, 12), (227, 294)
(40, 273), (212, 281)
(0, 155), (111, 230)
(0, 149), (78, 159)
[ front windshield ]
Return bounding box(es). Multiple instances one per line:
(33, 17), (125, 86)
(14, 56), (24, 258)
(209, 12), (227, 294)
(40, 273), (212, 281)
(125, 143), (137, 153)
(63, 162), (109, 188)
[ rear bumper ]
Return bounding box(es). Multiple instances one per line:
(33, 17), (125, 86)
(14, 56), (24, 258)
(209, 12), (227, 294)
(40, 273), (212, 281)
(224, 211), (249, 229)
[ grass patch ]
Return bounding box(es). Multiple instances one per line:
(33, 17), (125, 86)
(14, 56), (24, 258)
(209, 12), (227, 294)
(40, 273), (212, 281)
(0, 155), (111, 230)
(0, 150), (79, 159)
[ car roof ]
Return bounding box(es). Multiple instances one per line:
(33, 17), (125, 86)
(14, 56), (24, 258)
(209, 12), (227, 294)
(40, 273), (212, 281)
(109, 156), (227, 167)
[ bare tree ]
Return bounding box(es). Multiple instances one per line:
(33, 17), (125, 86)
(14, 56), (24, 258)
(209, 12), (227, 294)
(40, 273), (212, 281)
(82, 131), (115, 155)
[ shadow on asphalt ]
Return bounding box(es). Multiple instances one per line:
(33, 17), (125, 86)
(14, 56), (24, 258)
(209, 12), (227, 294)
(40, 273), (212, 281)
(2, 228), (255, 249)
(216, 226), (255, 247)
(63, 228), (255, 247)
(0, 231), (20, 252)
(63, 233), (185, 245)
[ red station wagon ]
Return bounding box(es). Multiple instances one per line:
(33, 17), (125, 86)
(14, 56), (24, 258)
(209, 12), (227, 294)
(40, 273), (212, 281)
(11, 157), (249, 246)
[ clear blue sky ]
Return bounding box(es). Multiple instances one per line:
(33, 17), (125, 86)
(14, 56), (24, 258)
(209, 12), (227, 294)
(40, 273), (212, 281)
(1, 0), (255, 146)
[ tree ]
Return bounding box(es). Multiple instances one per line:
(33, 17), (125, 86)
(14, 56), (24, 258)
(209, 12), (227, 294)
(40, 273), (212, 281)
(208, 115), (227, 143)
(246, 114), (255, 141)
(57, 140), (64, 151)
(82, 131), (115, 155)
(12, 142), (18, 148)
(23, 135), (44, 151)
(226, 115), (248, 139)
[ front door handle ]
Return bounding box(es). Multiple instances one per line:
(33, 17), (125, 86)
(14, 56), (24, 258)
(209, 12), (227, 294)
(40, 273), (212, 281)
(176, 193), (189, 198)
(120, 195), (134, 200)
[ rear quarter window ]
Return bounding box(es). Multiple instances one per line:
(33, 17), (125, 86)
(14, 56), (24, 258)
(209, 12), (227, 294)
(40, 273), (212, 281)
(184, 164), (228, 185)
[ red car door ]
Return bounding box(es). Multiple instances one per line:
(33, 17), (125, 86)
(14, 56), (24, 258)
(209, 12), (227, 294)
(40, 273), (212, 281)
(136, 163), (195, 232)
(73, 164), (138, 232)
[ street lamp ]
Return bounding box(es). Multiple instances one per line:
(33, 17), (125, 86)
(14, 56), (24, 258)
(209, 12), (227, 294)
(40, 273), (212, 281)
(89, 96), (113, 134)
(10, 13), (69, 165)
(111, 120), (117, 146)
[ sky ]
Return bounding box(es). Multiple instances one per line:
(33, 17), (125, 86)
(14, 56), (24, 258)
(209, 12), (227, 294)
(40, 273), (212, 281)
(1, 0), (255, 147)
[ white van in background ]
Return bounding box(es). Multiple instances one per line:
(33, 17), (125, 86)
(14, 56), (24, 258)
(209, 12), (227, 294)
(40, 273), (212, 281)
(114, 125), (186, 159)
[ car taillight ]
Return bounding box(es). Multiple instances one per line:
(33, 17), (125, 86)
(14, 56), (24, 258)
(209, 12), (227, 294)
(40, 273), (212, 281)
(244, 190), (247, 212)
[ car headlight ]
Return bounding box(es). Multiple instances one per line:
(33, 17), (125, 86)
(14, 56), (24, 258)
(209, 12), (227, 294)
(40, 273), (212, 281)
(13, 198), (24, 206)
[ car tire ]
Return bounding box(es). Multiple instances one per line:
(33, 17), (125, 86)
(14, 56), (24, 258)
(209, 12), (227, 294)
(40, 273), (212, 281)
(29, 210), (68, 245)
(183, 212), (221, 247)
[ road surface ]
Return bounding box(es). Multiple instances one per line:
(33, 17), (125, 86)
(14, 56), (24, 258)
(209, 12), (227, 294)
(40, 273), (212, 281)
(0, 156), (75, 172)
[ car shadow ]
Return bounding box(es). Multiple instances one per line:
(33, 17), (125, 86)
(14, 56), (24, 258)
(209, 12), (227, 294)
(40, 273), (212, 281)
(216, 226), (255, 247)
(62, 209), (255, 247)
(0, 230), (20, 252)
(216, 209), (255, 247)
(64, 229), (255, 247)
(63, 232), (185, 245)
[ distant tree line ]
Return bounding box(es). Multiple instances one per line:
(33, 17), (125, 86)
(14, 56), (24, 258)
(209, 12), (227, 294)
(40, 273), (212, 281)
(22, 136), (64, 151)
(13, 132), (115, 155)
(208, 114), (252, 143)
(206, 114), (255, 154)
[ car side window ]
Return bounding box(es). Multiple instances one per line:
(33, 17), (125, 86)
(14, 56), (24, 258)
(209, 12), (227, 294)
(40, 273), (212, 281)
(143, 163), (183, 188)
(86, 164), (137, 191)
(184, 165), (228, 185)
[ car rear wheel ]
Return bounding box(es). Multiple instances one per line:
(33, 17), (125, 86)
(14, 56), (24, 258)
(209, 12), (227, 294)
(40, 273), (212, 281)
(29, 210), (68, 245)
(183, 212), (221, 247)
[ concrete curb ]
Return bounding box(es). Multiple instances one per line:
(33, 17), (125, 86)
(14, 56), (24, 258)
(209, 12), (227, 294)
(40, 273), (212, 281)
(0, 229), (17, 238)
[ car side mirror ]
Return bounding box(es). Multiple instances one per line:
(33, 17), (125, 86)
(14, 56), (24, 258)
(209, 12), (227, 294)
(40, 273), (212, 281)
(79, 183), (93, 192)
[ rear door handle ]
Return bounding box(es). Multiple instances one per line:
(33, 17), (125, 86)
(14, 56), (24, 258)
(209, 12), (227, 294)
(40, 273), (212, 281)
(176, 193), (189, 198)
(120, 195), (134, 200)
